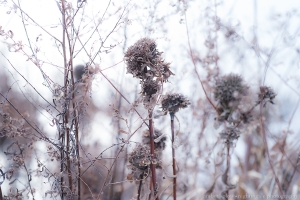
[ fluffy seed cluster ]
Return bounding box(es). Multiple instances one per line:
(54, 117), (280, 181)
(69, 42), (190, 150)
(127, 144), (162, 181)
(220, 127), (240, 146)
(214, 74), (248, 110)
(258, 86), (276, 106)
(124, 38), (173, 81)
(142, 129), (167, 151)
(161, 93), (190, 114)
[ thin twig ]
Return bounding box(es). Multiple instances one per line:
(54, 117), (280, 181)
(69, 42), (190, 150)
(97, 122), (144, 199)
(11, 0), (61, 43)
(183, 1), (217, 112)
(61, 0), (70, 197)
(0, 53), (59, 113)
(16, 142), (35, 200)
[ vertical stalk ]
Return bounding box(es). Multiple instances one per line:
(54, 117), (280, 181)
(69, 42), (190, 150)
(170, 113), (177, 200)
(225, 144), (230, 200)
(148, 110), (159, 200)
(0, 185), (3, 200)
(61, 0), (72, 197)
(137, 173), (144, 200)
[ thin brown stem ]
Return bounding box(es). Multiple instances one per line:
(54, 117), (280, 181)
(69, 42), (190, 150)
(225, 144), (230, 200)
(183, 1), (218, 112)
(137, 173), (144, 200)
(61, 0), (71, 197)
(170, 113), (177, 200)
(149, 110), (158, 200)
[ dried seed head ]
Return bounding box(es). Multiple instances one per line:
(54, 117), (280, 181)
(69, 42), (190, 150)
(124, 38), (173, 81)
(127, 144), (161, 181)
(141, 79), (161, 108)
(214, 74), (248, 110)
(125, 38), (160, 79)
(142, 129), (167, 151)
(258, 86), (276, 106)
(161, 93), (190, 114)
(220, 127), (240, 146)
(128, 145), (151, 171)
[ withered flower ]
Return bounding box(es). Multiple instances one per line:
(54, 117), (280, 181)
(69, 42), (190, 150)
(258, 86), (276, 106)
(220, 127), (240, 147)
(141, 79), (161, 108)
(161, 93), (190, 114)
(214, 74), (248, 110)
(127, 144), (162, 181)
(124, 38), (173, 82)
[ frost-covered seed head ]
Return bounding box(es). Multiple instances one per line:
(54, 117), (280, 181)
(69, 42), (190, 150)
(161, 93), (190, 114)
(214, 74), (248, 109)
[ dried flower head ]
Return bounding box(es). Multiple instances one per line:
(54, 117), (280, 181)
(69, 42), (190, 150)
(258, 86), (276, 106)
(142, 129), (167, 151)
(214, 74), (248, 110)
(141, 79), (161, 108)
(220, 127), (240, 146)
(161, 93), (190, 114)
(124, 38), (173, 81)
(127, 144), (161, 181)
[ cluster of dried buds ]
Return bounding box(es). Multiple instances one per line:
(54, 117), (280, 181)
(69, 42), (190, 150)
(124, 38), (174, 109)
(161, 93), (190, 115)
